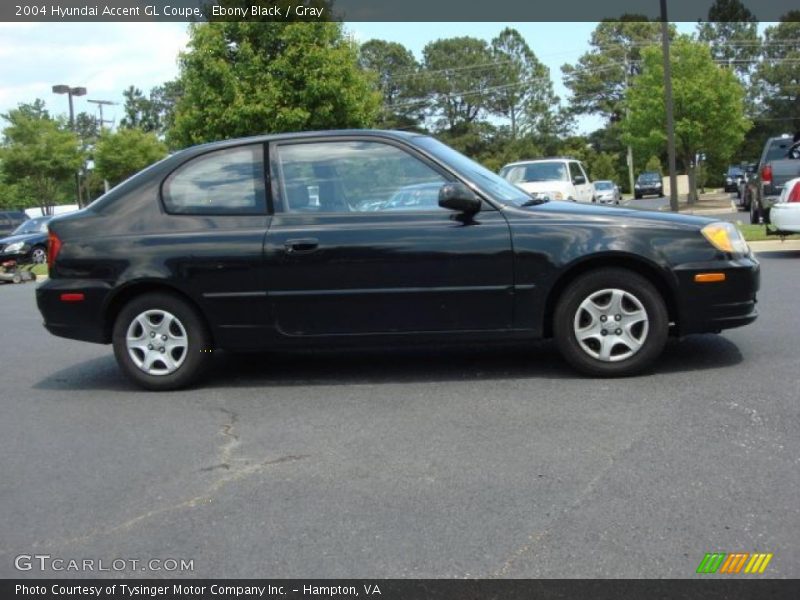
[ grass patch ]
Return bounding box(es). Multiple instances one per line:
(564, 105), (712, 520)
(30, 263), (48, 276)
(736, 223), (800, 242)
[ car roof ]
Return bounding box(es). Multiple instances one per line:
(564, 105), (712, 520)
(501, 158), (581, 167)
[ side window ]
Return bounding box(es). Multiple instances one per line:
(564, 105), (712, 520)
(569, 162), (584, 182)
(163, 145), (266, 215)
(276, 141), (448, 213)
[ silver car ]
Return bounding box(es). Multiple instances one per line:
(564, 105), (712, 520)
(592, 180), (621, 205)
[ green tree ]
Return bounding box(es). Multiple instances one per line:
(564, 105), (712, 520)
(645, 155), (662, 173)
(562, 18), (675, 124)
(589, 152), (620, 181)
(696, 0), (760, 84)
(624, 37), (751, 204)
(489, 28), (562, 140)
(753, 13), (800, 133)
(94, 128), (168, 187)
(1, 102), (83, 214)
(421, 36), (498, 132)
(359, 39), (424, 130)
(169, 22), (380, 148)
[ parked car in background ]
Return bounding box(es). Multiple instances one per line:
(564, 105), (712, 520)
(768, 176), (800, 234)
(724, 166), (745, 194)
(745, 135), (800, 224)
(736, 164), (757, 209)
(0, 216), (54, 264)
(592, 180), (621, 205)
(37, 130), (759, 390)
(634, 172), (663, 199)
(499, 158), (593, 202)
(0, 210), (29, 237)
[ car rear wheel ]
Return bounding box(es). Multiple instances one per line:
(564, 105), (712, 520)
(112, 292), (212, 390)
(553, 269), (668, 377)
(749, 199), (760, 224)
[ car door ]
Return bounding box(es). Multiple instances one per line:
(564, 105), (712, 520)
(263, 137), (514, 337)
(570, 161), (593, 202)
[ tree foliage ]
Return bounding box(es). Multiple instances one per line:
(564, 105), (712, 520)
(168, 22), (380, 148)
(359, 39), (424, 130)
(753, 13), (800, 134)
(562, 18), (675, 123)
(696, 0), (760, 83)
(93, 128), (168, 187)
(624, 37), (751, 202)
(1, 101), (83, 212)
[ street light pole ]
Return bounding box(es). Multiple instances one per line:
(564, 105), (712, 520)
(52, 84), (87, 208)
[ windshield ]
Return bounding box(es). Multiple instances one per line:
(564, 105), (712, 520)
(638, 173), (661, 183)
(415, 137), (530, 206)
(594, 181), (614, 190)
(726, 167), (744, 177)
(765, 138), (793, 162)
(12, 217), (49, 235)
(500, 161), (569, 184)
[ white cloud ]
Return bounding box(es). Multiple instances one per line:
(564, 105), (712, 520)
(0, 23), (189, 124)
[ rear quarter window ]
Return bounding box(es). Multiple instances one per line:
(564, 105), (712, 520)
(162, 145), (267, 215)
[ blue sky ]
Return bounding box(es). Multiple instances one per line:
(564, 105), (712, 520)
(0, 21), (701, 135)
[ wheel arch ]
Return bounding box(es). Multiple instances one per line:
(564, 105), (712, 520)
(541, 254), (679, 338)
(102, 280), (213, 345)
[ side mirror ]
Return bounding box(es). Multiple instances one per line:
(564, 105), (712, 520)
(439, 183), (481, 214)
(573, 175), (586, 185)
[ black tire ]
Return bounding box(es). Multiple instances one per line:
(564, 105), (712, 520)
(749, 199), (760, 224)
(12, 273), (22, 284)
(112, 292), (212, 390)
(553, 268), (668, 377)
(634, 193), (642, 200)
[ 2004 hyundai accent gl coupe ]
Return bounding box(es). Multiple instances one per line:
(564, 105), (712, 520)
(37, 130), (760, 390)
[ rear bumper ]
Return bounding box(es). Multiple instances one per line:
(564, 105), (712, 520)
(674, 255), (760, 335)
(769, 204), (800, 233)
(36, 278), (113, 344)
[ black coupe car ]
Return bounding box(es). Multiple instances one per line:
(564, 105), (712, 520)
(37, 130), (759, 390)
(0, 215), (53, 264)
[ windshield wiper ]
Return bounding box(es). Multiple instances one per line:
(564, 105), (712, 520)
(520, 197), (550, 207)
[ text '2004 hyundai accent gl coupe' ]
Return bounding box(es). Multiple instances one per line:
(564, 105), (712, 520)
(37, 131), (760, 390)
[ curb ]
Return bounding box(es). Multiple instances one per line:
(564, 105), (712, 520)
(749, 240), (800, 253)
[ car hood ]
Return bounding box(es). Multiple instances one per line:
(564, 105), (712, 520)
(510, 199), (712, 229)
(0, 232), (46, 245)
(516, 181), (572, 194)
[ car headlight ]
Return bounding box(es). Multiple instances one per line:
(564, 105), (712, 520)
(725, 177), (732, 183)
(634, 184), (640, 188)
(701, 222), (749, 255)
(3, 242), (25, 253)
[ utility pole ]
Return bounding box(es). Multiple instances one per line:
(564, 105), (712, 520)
(624, 52), (635, 199)
(660, 0), (679, 212)
(87, 99), (116, 129)
(88, 99), (117, 194)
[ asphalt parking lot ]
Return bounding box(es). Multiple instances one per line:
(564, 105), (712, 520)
(1, 249), (798, 579)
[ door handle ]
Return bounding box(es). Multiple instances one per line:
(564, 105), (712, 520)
(285, 238), (319, 254)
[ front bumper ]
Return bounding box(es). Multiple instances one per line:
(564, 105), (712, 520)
(635, 186), (662, 196)
(674, 254), (760, 335)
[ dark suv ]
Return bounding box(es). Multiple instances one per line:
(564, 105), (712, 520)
(0, 210), (29, 237)
(634, 172), (663, 199)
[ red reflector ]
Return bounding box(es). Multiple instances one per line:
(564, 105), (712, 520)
(60, 293), (85, 302)
(788, 182), (800, 203)
(761, 164), (772, 186)
(47, 230), (62, 270)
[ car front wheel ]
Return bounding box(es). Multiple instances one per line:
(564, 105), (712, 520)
(553, 269), (668, 377)
(112, 292), (212, 390)
(30, 246), (47, 264)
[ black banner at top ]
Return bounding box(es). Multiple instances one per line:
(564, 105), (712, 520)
(2, 0), (799, 23)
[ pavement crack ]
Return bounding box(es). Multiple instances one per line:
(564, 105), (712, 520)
(25, 408), (310, 552)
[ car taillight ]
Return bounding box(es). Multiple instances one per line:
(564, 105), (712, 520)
(788, 182), (800, 203)
(47, 230), (62, 269)
(761, 164), (772, 186)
